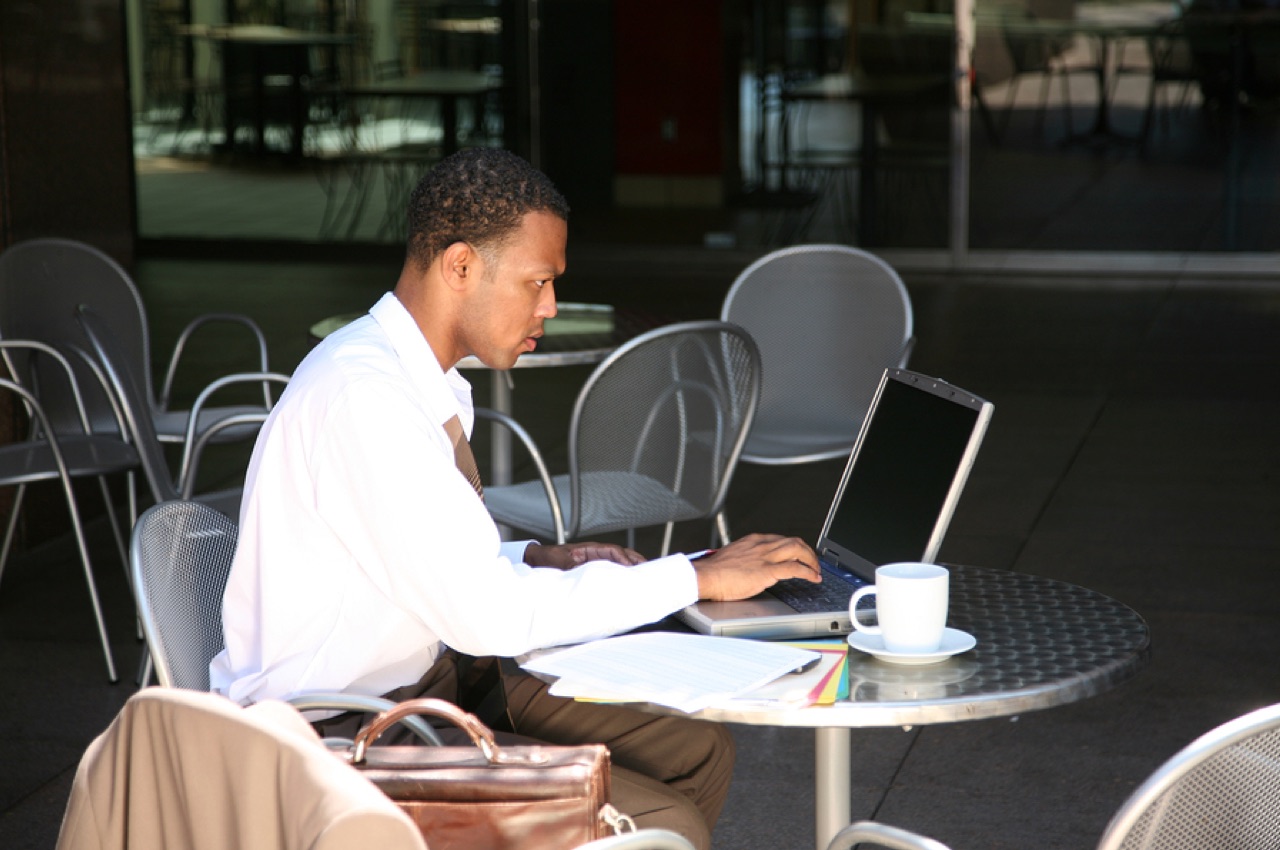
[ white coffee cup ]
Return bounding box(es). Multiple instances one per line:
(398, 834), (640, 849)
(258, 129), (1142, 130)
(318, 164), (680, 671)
(849, 562), (950, 654)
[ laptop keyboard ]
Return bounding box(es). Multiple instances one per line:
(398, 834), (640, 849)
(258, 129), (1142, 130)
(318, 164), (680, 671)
(768, 562), (867, 613)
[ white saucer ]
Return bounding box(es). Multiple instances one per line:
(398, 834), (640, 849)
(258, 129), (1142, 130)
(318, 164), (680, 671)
(847, 628), (977, 666)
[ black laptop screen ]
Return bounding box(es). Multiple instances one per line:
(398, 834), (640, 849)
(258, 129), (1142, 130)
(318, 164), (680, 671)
(823, 375), (983, 568)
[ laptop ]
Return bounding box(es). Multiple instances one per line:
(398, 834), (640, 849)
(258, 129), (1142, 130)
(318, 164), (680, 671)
(677, 368), (994, 640)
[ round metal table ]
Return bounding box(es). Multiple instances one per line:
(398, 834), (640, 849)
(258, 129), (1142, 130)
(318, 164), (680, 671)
(653, 565), (1150, 849)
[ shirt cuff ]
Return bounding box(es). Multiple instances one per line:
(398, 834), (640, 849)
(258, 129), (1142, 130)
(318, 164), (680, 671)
(500, 539), (538, 565)
(643, 552), (701, 607)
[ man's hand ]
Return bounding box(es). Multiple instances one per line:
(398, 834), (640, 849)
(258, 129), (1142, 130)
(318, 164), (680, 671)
(525, 541), (647, 570)
(692, 533), (820, 601)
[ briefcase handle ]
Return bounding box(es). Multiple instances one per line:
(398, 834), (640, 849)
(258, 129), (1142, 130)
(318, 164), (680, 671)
(351, 697), (545, 767)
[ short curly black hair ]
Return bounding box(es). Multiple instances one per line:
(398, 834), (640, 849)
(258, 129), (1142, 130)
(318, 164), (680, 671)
(404, 148), (569, 269)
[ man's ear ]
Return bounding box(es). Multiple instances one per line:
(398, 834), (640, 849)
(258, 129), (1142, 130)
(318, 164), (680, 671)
(439, 241), (476, 291)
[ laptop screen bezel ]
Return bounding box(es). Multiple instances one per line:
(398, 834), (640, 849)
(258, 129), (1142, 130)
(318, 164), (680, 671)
(814, 367), (995, 582)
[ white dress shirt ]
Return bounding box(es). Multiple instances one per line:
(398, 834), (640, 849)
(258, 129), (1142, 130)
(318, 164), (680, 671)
(209, 293), (699, 705)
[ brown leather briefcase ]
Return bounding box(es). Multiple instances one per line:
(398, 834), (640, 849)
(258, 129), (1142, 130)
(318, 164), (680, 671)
(340, 698), (632, 850)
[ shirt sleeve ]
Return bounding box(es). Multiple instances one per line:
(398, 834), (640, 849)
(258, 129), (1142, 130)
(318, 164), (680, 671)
(312, 381), (699, 658)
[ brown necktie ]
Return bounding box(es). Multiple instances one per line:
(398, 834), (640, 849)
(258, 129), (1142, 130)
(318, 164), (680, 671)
(443, 414), (505, 726)
(443, 415), (484, 499)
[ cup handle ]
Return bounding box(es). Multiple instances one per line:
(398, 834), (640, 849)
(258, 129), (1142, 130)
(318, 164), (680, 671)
(849, 586), (879, 635)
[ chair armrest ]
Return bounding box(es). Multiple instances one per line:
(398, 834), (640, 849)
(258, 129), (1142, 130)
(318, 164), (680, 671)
(574, 829), (696, 850)
(177, 412), (269, 498)
(825, 820), (954, 850)
(0, 337), (99, 432)
(473, 406), (568, 544)
(158, 313), (273, 410)
(176, 371), (291, 490)
(285, 693), (444, 746)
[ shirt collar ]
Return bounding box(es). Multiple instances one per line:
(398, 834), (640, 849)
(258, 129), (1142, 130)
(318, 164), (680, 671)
(369, 292), (475, 431)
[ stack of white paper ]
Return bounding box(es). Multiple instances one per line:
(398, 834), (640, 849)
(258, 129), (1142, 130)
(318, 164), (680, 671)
(522, 632), (819, 713)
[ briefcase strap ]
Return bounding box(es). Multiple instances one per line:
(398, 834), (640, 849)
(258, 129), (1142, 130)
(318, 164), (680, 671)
(600, 803), (637, 835)
(351, 697), (541, 765)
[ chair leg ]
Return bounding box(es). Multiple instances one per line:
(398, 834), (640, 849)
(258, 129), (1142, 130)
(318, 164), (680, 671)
(0, 482), (28, 585)
(137, 647), (154, 688)
(1034, 73), (1053, 136)
(58, 475), (119, 683)
(97, 476), (129, 572)
(714, 511), (732, 548)
(659, 522), (675, 558)
(998, 76), (1022, 140)
(1058, 67), (1074, 137)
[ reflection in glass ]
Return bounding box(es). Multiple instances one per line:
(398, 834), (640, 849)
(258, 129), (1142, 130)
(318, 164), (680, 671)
(127, 0), (1280, 253)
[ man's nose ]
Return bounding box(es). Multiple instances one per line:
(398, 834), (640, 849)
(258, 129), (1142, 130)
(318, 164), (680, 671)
(537, 283), (558, 318)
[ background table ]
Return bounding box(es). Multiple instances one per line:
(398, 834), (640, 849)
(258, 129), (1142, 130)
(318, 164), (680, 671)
(185, 24), (355, 160)
(614, 565), (1151, 849)
(782, 71), (951, 246)
(458, 303), (662, 485)
(342, 70), (502, 157)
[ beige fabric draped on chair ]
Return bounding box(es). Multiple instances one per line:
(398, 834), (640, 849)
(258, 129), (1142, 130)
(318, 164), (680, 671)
(55, 688), (427, 850)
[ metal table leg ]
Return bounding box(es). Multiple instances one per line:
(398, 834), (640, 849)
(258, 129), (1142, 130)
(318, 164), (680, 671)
(815, 726), (852, 850)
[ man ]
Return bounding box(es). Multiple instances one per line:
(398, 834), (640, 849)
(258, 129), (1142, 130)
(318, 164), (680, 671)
(210, 148), (819, 849)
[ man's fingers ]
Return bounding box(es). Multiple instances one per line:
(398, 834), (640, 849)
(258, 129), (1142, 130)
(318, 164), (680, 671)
(567, 542), (649, 567)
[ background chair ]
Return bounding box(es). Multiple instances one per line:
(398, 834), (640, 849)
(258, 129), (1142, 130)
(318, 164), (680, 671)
(482, 321), (761, 556)
(129, 498), (441, 744)
(815, 701), (1280, 850)
(0, 237), (274, 446)
(75, 303), (290, 518)
(0, 340), (139, 583)
(719, 245), (913, 468)
(0, 344), (139, 683)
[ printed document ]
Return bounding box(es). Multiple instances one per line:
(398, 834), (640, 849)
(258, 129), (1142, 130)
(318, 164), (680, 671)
(522, 632), (819, 713)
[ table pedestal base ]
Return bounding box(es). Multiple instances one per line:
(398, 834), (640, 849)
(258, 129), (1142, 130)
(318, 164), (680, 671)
(815, 726), (852, 850)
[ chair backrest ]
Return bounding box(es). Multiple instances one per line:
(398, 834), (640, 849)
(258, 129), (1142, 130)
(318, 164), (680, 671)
(720, 244), (913, 465)
(0, 238), (155, 435)
(130, 499), (238, 690)
(565, 321), (760, 539)
(75, 303), (181, 503)
(1095, 702), (1280, 850)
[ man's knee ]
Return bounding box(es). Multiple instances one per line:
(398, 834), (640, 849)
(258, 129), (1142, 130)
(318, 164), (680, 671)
(611, 766), (713, 850)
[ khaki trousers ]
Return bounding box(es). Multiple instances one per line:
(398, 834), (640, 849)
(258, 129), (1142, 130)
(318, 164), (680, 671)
(313, 651), (735, 850)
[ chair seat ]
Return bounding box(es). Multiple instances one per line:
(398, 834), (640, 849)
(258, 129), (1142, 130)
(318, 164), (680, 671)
(486, 471), (704, 540)
(739, 425), (861, 466)
(0, 434), (139, 483)
(153, 405), (270, 445)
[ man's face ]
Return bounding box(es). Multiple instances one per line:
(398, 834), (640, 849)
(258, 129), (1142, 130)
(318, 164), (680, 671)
(460, 210), (566, 370)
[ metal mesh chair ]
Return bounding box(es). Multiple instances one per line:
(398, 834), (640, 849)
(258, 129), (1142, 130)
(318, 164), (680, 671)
(1097, 702), (1280, 850)
(0, 237), (274, 444)
(825, 821), (955, 850)
(720, 245), (913, 467)
(0, 342), (139, 683)
(482, 321), (761, 556)
(75, 304), (290, 516)
(129, 499), (442, 744)
(130, 499), (239, 691)
(0, 339), (140, 608)
(577, 831), (695, 850)
(814, 702), (1280, 850)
